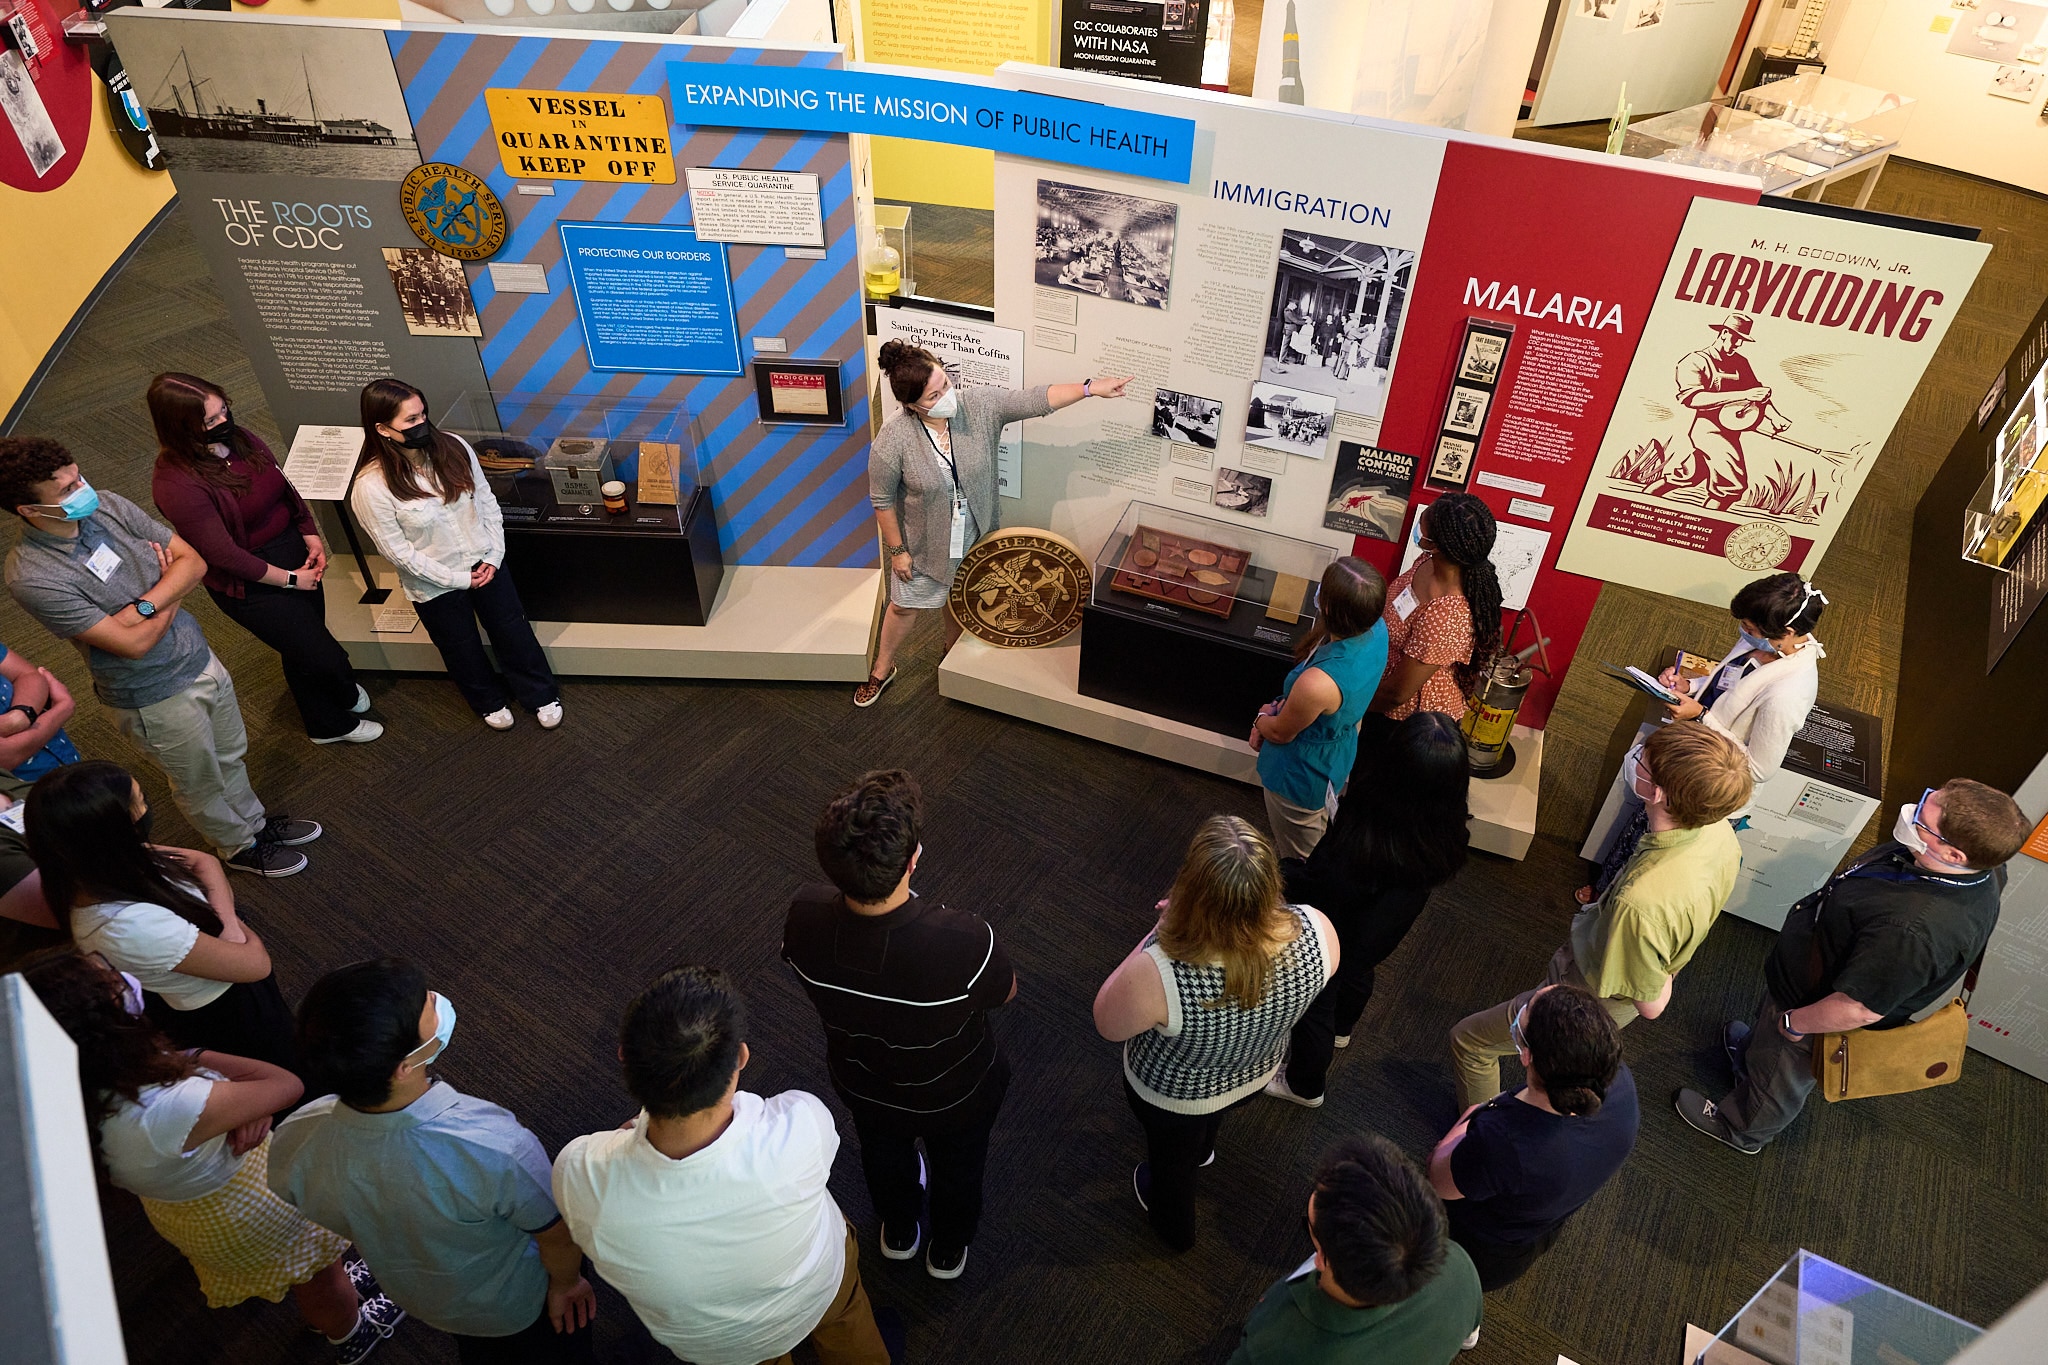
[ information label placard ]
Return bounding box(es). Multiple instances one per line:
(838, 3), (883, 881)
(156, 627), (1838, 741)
(558, 222), (741, 376)
(684, 167), (824, 246)
(485, 89), (675, 184)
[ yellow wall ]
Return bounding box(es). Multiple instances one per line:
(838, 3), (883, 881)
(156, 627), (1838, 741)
(859, 0), (1050, 210)
(0, 84), (174, 423)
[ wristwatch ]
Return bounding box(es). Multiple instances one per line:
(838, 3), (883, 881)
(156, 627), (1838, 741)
(131, 598), (158, 620)
(884, 543), (911, 557)
(1782, 1010), (1805, 1039)
(1083, 378), (1093, 397)
(287, 571), (299, 589)
(6, 703), (38, 726)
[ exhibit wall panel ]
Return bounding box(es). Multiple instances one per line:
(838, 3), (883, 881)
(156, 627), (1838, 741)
(1830, 0), (2048, 199)
(860, 0), (1052, 211)
(992, 70), (1446, 564)
(1530, 0), (1755, 126)
(1373, 139), (1757, 727)
(104, 11), (493, 442)
(390, 31), (875, 566)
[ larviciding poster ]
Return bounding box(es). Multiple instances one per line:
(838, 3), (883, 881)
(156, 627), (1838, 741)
(1557, 198), (1990, 605)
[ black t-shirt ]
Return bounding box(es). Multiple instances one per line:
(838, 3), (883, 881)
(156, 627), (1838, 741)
(1446, 1066), (1639, 1250)
(1764, 843), (2005, 1028)
(781, 885), (1013, 1119)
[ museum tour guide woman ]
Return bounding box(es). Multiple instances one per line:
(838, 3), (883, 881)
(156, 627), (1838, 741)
(350, 378), (563, 732)
(860, 341), (1132, 707)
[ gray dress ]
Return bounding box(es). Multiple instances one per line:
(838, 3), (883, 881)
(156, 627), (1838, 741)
(869, 385), (1053, 608)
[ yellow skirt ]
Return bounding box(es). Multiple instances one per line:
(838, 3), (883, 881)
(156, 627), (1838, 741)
(136, 1136), (349, 1308)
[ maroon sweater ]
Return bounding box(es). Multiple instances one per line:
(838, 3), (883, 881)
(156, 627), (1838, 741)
(151, 430), (320, 598)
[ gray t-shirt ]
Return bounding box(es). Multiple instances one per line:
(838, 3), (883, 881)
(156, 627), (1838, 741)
(5, 491), (212, 708)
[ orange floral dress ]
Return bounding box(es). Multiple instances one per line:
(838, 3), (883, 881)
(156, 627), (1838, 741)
(1379, 560), (1473, 720)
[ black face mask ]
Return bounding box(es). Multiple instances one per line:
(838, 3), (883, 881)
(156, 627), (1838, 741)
(202, 410), (234, 444)
(398, 420), (437, 451)
(135, 807), (154, 844)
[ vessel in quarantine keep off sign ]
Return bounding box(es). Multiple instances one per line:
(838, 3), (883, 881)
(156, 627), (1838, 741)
(947, 530), (1092, 648)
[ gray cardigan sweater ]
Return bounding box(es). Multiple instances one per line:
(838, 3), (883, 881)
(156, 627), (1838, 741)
(868, 385), (1053, 570)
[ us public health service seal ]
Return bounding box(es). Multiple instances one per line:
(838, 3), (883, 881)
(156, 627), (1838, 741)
(947, 529), (1091, 648)
(400, 163), (508, 261)
(1724, 520), (1793, 572)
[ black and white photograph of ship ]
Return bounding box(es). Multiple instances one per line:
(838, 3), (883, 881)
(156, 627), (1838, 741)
(120, 20), (421, 179)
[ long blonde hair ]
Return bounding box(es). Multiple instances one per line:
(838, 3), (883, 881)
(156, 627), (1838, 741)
(1158, 816), (1296, 1011)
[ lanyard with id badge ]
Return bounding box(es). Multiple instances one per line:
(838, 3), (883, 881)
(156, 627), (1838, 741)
(85, 540), (123, 583)
(924, 421), (970, 559)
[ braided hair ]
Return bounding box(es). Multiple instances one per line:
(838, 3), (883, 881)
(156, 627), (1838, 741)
(1423, 492), (1501, 695)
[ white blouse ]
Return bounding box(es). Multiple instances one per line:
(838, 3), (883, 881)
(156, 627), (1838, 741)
(349, 434), (506, 603)
(1694, 636), (1825, 783)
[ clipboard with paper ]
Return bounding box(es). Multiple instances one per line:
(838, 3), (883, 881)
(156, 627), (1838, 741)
(1595, 661), (1683, 704)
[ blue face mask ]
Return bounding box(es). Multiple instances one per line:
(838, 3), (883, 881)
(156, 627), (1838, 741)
(35, 480), (99, 522)
(402, 991), (457, 1069)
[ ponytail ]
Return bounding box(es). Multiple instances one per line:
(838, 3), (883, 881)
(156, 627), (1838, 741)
(1523, 985), (1621, 1118)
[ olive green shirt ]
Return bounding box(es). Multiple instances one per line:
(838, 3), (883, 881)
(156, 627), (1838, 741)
(1570, 821), (1742, 1004)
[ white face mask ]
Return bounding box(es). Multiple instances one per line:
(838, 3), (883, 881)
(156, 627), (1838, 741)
(925, 387), (959, 420)
(1892, 804), (1927, 855)
(1622, 744), (1656, 803)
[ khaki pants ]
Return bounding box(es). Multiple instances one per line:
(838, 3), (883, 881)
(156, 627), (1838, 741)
(757, 1226), (888, 1365)
(109, 653), (266, 858)
(1262, 788), (1329, 862)
(1448, 945), (1640, 1112)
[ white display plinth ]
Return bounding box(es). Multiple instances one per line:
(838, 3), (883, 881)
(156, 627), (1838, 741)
(938, 635), (1543, 860)
(1579, 722), (1880, 931)
(326, 558), (880, 681)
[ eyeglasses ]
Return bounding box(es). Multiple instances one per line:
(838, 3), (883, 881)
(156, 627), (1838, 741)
(1911, 788), (1946, 848)
(1509, 1004), (1529, 1053)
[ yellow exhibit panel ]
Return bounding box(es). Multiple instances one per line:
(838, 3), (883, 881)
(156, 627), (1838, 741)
(861, 0), (1051, 210)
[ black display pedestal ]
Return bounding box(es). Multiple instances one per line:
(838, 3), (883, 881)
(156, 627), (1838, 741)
(502, 483), (724, 627)
(1077, 603), (1294, 737)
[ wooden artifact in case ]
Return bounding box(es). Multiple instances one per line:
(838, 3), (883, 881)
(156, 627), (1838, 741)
(1108, 524), (1251, 617)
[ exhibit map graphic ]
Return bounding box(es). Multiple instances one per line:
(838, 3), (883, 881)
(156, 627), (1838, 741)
(1558, 197), (1992, 606)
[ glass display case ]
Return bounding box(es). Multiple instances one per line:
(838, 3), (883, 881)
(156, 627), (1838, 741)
(1078, 502), (1340, 736)
(1695, 1250), (1980, 1365)
(433, 390), (724, 626)
(1963, 359), (2048, 571)
(1623, 78), (1911, 194)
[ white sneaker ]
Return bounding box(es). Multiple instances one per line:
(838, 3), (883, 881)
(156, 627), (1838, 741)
(313, 719), (383, 745)
(351, 685), (372, 715)
(483, 708), (515, 730)
(536, 702), (564, 729)
(1461, 1326), (1481, 1351)
(1263, 1073), (1324, 1108)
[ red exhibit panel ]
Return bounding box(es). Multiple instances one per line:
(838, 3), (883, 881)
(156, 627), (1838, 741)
(1361, 140), (1758, 729)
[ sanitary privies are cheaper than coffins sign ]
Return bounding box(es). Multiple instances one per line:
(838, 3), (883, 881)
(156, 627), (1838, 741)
(485, 89), (676, 184)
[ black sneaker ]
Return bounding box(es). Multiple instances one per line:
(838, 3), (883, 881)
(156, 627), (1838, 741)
(359, 1293), (405, 1335)
(1672, 1088), (1763, 1154)
(880, 1220), (922, 1261)
(228, 840), (308, 878)
(264, 815), (323, 846)
(344, 1253), (381, 1299)
(926, 1242), (968, 1280)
